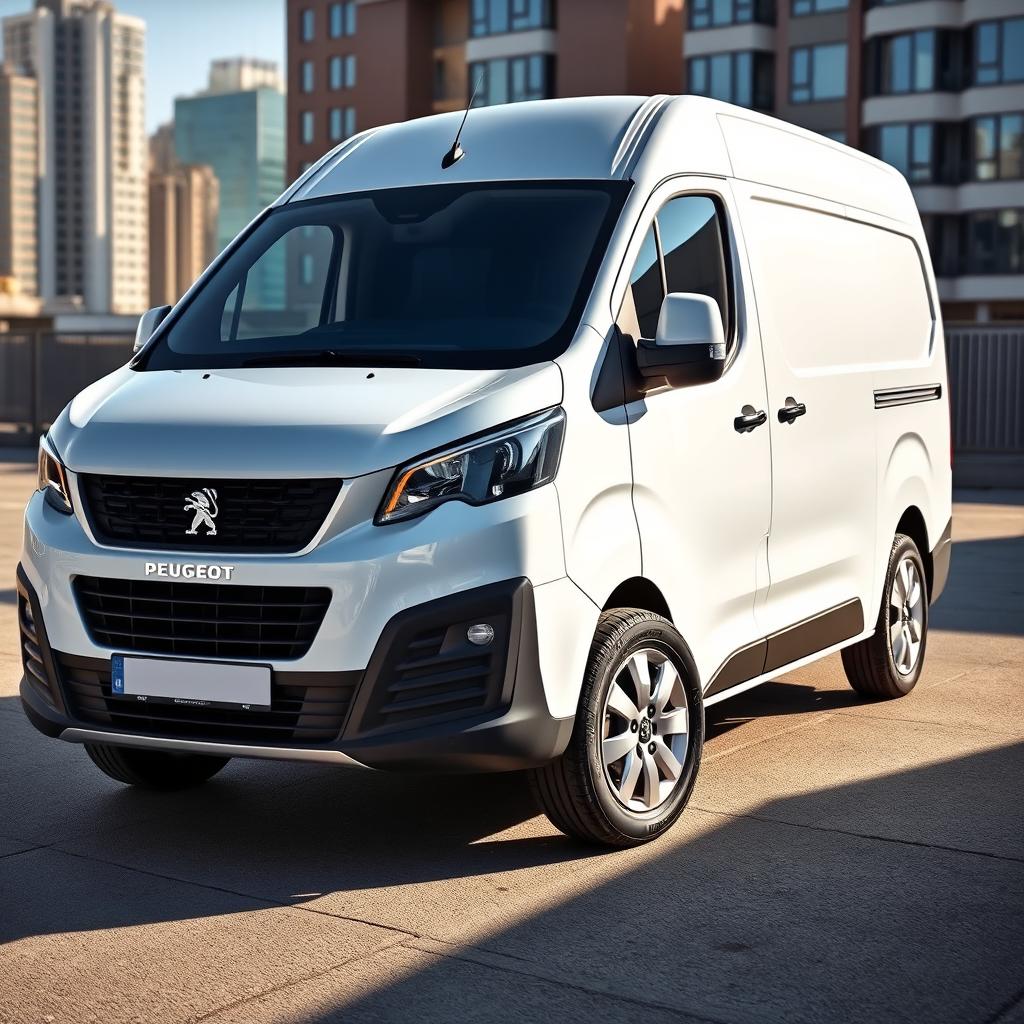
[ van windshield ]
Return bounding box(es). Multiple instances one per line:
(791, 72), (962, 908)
(141, 180), (630, 371)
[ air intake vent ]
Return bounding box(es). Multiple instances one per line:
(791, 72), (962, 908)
(58, 653), (356, 745)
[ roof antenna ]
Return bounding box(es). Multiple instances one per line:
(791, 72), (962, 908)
(442, 72), (482, 170)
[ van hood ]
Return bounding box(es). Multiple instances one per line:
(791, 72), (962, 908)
(50, 363), (563, 479)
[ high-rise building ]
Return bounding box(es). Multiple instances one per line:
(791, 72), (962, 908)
(174, 58), (286, 309)
(286, 0), (1023, 324)
(148, 131), (219, 308)
(0, 63), (39, 299)
(2, 0), (148, 314)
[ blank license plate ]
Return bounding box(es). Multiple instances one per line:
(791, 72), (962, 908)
(111, 654), (271, 710)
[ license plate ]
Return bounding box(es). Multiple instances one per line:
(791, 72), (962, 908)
(110, 654), (271, 710)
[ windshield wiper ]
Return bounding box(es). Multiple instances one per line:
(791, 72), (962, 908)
(240, 349), (422, 368)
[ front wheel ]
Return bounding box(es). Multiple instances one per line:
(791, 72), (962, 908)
(530, 609), (703, 847)
(85, 743), (230, 790)
(842, 533), (929, 699)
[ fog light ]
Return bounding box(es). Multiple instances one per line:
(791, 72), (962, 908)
(467, 623), (495, 646)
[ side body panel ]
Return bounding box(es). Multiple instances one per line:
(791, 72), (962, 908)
(617, 177), (773, 689)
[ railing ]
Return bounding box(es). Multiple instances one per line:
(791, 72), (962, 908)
(2, 326), (1022, 473)
(0, 332), (134, 442)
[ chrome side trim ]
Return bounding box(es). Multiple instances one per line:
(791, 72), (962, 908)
(874, 384), (943, 409)
(60, 728), (371, 768)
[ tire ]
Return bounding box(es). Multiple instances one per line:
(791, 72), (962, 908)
(842, 533), (928, 700)
(530, 608), (703, 848)
(85, 743), (230, 790)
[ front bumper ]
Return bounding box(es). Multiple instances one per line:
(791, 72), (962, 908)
(18, 566), (575, 771)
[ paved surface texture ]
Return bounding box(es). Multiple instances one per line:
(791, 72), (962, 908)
(0, 454), (1022, 1024)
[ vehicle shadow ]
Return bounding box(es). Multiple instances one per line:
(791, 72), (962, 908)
(2, 682), (1021, 1023)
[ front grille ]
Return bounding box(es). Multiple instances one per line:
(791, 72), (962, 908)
(80, 475), (342, 553)
(58, 653), (356, 744)
(73, 576), (331, 661)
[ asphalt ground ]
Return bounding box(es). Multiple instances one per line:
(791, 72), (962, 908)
(1, 454), (1022, 1024)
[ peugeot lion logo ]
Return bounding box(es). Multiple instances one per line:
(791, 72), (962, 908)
(184, 487), (219, 536)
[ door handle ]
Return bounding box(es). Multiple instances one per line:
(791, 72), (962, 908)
(778, 397), (807, 424)
(734, 405), (767, 434)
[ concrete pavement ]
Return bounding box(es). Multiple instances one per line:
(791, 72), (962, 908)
(0, 455), (1022, 1024)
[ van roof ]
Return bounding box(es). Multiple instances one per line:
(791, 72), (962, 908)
(283, 95), (918, 228)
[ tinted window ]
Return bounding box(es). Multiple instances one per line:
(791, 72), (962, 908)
(658, 197), (730, 341)
(625, 196), (731, 344)
(629, 227), (662, 340)
(143, 182), (629, 371)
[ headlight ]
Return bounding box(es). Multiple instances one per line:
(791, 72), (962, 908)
(37, 435), (73, 514)
(377, 407), (566, 525)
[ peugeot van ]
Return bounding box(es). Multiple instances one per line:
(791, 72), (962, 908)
(18, 96), (952, 846)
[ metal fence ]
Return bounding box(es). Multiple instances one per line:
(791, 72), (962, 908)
(945, 326), (1024, 455)
(1, 326), (1022, 482)
(0, 332), (134, 441)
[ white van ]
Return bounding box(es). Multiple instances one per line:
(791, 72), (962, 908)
(19, 96), (952, 846)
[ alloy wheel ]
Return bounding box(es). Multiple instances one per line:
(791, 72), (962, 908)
(600, 647), (689, 812)
(889, 556), (925, 675)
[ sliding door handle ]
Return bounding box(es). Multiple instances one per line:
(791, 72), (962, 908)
(734, 406), (767, 433)
(778, 397), (807, 424)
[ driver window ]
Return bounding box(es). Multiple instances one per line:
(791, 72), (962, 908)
(622, 194), (731, 346)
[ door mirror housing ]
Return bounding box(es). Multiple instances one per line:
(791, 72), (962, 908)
(636, 293), (727, 389)
(133, 305), (172, 353)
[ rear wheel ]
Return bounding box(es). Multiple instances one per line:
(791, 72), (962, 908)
(842, 533), (928, 699)
(85, 743), (230, 790)
(530, 608), (703, 847)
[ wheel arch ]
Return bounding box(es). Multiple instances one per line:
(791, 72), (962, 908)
(895, 504), (934, 599)
(602, 576), (673, 622)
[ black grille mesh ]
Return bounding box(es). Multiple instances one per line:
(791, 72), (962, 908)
(73, 576), (331, 661)
(80, 475), (341, 553)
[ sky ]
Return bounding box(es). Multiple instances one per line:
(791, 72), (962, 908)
(0, 0), (286, 133)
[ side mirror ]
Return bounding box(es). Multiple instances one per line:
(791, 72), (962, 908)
(133, 305), (172, 353)
(636, 293), (726, 389)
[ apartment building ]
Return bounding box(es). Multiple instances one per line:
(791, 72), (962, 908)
(2, 0), (148, 315)
(0, 64), (38, 299)
(287, 0), (1021, 322)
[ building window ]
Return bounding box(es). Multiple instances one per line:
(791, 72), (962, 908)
(470, 0), (554, 38)
(689, 0), (772, 29)
(792, 0), (846, 15)
(972, 114), (1024, 181)
(300, 8), (314, 42)
(790, 43), (847, 102)
(301, 110), (314, 144)
(688, 51), (774, 110)
(329, 106), (356, 141)
(301, 60), (314, 93)
(965, 210), (1023, 274)
(328, 55), (356, 90)
(873, 123), (935, 182)
(878, 31), (936, 94)
(973, 19), (1024, 86)
(469, 54), (553, 106)
(329, 2), (357, 37)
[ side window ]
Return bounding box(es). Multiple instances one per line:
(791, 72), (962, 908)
(628, 226), (663, 340)
(658, 195), (731, 343)
(622, 194), (732, 345)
